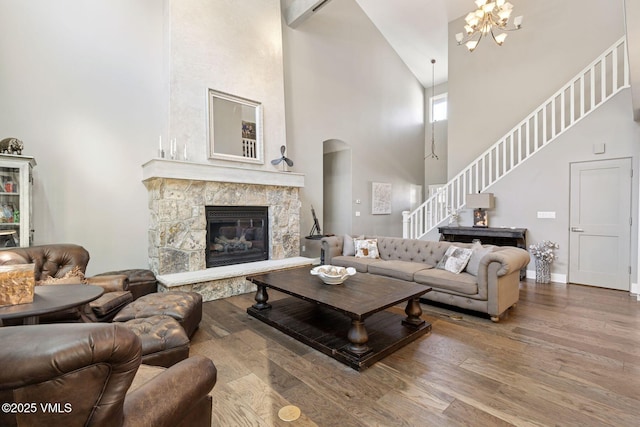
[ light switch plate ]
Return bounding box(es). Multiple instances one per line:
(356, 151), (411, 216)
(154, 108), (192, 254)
(537, 211), (556, 219)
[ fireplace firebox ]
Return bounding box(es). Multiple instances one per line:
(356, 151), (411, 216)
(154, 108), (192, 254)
(205, 206), (269, 268)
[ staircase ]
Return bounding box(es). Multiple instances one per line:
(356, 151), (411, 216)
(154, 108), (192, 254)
(403, 37), (630, 240)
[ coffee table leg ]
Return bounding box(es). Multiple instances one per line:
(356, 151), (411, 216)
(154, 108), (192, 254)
(346, 319), (370, 355)
(402, 298), (425, 328)
(252, 285), (271, 310)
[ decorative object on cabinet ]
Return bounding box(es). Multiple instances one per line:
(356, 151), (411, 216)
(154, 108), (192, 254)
(0, 138), (24, 155)
(466, 192), (494, 227)
(0, 154), (36, 247)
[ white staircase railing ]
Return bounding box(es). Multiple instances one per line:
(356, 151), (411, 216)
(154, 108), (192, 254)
(403, 37), (630, 239)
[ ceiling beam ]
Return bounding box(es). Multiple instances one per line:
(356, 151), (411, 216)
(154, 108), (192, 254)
(284, 0), (332, 28)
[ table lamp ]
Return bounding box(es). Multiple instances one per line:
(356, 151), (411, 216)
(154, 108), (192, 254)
(466, 193), (494, 227)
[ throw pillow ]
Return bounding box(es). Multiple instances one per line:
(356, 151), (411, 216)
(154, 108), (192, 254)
(436, 246), (473, 274)
(355, 238), (380, 259)
(465, 242), (495, 276)
(343, 234), (355, 256)
(38, 266), (87, 285)
(343, 234), (364, 256)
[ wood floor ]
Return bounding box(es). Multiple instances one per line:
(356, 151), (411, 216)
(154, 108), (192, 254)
(189, 280), (640, 426)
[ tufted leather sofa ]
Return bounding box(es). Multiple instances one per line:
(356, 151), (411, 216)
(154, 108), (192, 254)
(0, 322), (216, 427)
(321, 235), (530, 321)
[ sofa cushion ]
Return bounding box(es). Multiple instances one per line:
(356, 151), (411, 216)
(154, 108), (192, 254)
(436, 246), (473, 274)
(414, 268), (478, 295)
(330, 255), (381, 273)
(355, 239), (380, 259)
(368, 260), (432, 282)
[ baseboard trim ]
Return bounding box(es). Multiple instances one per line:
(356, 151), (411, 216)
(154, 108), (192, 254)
(526, 270), (567, 284)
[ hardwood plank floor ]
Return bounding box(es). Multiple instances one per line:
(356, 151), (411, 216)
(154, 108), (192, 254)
(189, 280), (640, 426)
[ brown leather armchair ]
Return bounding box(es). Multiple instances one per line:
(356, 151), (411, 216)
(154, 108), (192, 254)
(0, 244), (156, 322)
(0, 323), (216, 427)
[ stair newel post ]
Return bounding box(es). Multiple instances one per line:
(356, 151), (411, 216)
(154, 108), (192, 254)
(402, 211), (410, 239)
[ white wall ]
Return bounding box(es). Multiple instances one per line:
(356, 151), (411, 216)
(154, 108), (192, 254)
(446, 0), (639, 282)
(282, 0), (425, 243)
(0, 0), (164, 275)
(425, 82), (448, 188)
(473, 89), (639, 280)
(448, 0), (627, 176)
(0, 0), (291, 275)
(169, 0), (287, 167)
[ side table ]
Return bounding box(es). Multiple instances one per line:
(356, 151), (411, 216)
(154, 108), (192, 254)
(0, 284), (103, 325)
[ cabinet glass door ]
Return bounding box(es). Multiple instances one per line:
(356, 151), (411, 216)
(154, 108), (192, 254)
(0, 166), (20, 247)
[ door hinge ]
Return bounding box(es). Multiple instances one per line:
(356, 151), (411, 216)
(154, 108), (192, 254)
(629, 266), (632, 275)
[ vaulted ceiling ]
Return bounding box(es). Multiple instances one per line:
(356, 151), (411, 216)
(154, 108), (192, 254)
(284, 0), (640, 119)
(354, 0), (470, 87)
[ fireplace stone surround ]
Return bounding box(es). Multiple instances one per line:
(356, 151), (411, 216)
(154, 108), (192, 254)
(142, 159), (309, 301)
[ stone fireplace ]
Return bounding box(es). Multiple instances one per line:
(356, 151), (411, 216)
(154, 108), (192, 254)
(142, 159), (307, 300)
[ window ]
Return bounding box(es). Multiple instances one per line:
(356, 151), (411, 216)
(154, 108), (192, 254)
(430, 93), (447, 122)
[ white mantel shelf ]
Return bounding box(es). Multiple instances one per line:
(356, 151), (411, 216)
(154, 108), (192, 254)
(157, 257), (317, 287)
(142, 158), (304, 188)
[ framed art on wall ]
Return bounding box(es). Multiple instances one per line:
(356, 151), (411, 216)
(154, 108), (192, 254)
(371, 182), (392, 215)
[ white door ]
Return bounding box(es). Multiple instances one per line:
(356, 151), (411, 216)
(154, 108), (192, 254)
(569, 158), (632, 290)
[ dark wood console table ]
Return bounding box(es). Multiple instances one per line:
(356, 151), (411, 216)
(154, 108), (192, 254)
(438, 226), (527, 279)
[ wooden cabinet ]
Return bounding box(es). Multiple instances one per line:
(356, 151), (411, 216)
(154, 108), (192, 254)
(0, 155), (36, 247)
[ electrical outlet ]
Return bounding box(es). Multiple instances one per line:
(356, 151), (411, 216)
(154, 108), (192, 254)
(355, 211), (361, 217)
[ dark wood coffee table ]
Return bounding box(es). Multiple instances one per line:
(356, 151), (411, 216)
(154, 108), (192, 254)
(247, 266), (432, 370)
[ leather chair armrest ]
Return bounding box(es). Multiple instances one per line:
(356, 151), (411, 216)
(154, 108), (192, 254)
(123, 356), (216, 427)
(87, 274), (130, 292)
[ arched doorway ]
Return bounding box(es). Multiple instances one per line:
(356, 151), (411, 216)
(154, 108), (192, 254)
(323, 139), (352, 235)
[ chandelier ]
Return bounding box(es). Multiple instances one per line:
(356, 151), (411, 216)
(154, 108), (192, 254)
(455, 0), (523, 52)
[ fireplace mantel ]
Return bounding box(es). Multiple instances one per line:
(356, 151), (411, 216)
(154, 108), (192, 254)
(142, 158), (304, 188)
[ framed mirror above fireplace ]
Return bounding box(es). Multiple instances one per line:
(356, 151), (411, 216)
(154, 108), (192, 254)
(207, 89), (263, 164)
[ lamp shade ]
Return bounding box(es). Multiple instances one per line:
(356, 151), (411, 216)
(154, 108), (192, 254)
(466, 193), (495, 209)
